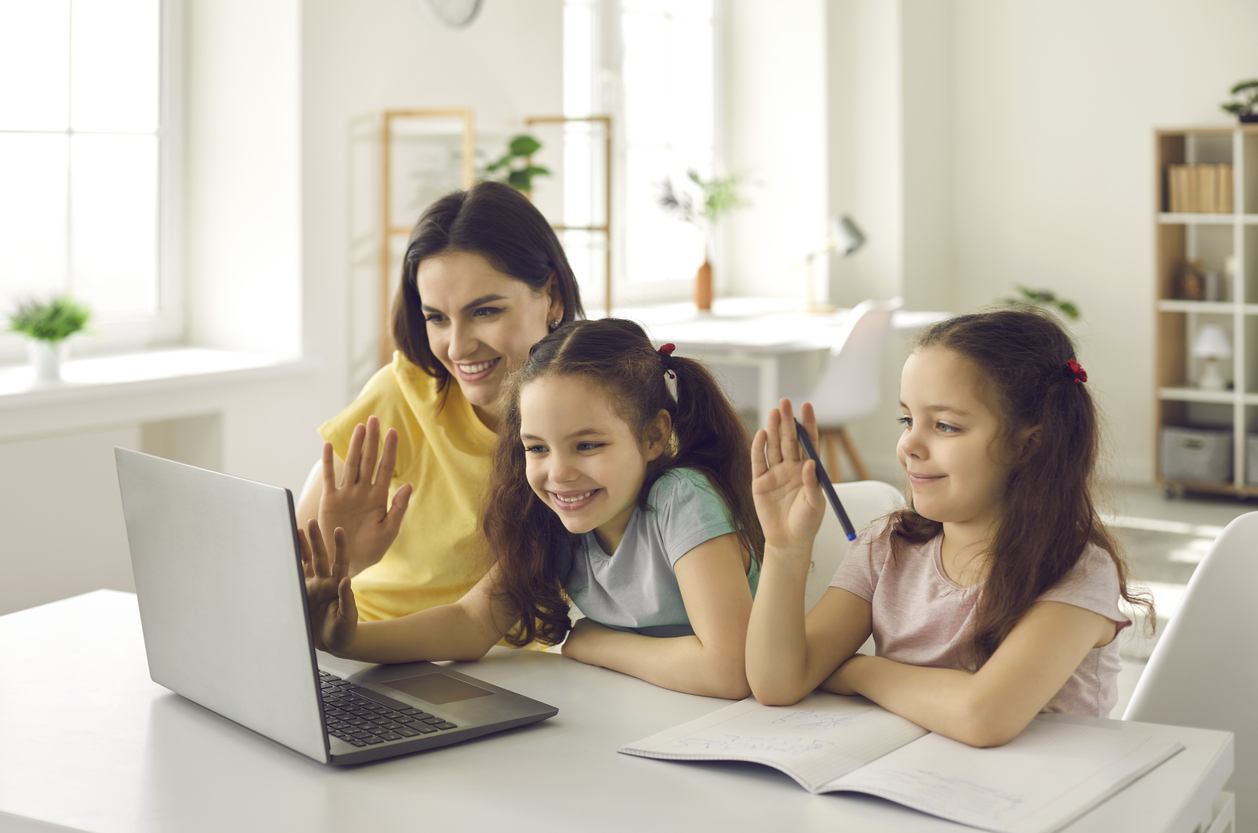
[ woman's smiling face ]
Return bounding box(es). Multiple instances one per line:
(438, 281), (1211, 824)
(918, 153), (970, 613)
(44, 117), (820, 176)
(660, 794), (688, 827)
(519, 374), (668, 553)
(417, 251), (562, 427)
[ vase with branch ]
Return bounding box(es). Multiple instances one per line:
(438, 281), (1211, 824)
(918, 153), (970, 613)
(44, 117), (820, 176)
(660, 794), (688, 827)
(657, 169), (749, 311)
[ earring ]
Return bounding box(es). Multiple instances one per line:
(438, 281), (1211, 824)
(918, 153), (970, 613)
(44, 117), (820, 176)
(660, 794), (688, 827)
(548, 319), (560, 332)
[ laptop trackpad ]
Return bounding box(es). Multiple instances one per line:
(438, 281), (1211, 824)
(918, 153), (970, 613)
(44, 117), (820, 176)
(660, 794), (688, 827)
(382, 673), (495, 705)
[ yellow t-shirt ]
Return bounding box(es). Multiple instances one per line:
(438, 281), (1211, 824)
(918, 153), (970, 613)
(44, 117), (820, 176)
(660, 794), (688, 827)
(319, 353), (496, 623)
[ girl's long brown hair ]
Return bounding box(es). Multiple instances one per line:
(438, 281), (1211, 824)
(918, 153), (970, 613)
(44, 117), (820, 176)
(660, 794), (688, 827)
(482, 318), (764, 646)
(890, 307), (1153, 670)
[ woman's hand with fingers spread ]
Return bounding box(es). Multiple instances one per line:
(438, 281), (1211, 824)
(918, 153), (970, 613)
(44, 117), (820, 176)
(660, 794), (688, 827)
(300, 519), (358, 654)
(751, 399), (826, 559)
(317, 415), (413, 577)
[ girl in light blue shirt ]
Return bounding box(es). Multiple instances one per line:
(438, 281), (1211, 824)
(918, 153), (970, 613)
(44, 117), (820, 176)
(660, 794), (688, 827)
(304, 318), (763, 699)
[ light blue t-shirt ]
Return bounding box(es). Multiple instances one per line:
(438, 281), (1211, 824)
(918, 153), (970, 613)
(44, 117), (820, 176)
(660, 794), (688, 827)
(557, 467), (760, 637)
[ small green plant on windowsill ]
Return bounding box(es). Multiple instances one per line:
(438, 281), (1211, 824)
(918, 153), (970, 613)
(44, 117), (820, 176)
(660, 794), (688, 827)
(479, 134), (551, 195)
(7, 293), (92, 382)
(999, 286), (1081, 321)
(7, 293), (92, 343)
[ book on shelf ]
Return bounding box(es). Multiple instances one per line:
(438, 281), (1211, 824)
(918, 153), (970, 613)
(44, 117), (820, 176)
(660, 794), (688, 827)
(620, 692), (1182, 833)
(1166, 163), (1234, 213)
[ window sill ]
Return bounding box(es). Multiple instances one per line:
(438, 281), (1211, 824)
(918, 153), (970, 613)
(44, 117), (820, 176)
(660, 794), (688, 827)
(0, 347), (318, 413)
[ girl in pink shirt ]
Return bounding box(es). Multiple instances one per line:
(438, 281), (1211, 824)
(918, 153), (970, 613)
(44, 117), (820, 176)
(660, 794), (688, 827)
(746, 308), (1153, 747)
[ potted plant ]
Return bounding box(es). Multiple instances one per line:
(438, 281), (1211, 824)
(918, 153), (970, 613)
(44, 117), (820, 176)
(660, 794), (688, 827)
(657, 169), (749, 311)
(999, 285), (1081, 321)
(1221, 79), (1258, 123)
(479, 134), (550, 196)
(7, 293), (92, 382)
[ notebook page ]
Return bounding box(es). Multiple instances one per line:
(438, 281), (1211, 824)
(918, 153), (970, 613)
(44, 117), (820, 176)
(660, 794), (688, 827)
(619, 693), (928, 793)
(825, 718), (1183, 833)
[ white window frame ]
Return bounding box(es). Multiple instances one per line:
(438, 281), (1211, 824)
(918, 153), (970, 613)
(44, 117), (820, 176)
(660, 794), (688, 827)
(563, 0), (721, 309)
(0, 0), (183, 362)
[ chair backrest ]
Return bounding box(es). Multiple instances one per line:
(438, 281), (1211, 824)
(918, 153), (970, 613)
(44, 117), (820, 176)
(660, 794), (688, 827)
(808, 297), (903, 427)
(805, 480), (906, 612)
(1123, 511), (1258, 828)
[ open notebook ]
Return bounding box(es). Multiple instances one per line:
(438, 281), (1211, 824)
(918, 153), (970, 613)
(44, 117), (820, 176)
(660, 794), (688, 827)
(620, 692), (1182, 833)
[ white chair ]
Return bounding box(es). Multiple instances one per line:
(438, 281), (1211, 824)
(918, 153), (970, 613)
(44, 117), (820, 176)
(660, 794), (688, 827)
(805, 479), (905, 612)
(794, 298), (903, 482)
(1123, 512), (1258, 833)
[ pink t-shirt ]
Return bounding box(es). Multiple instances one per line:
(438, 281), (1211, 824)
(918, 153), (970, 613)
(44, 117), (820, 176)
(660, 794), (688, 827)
(830, 521), (1131, 718)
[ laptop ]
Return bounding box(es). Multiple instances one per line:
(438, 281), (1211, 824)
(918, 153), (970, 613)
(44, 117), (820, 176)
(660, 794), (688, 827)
(114, 447), (558, 765)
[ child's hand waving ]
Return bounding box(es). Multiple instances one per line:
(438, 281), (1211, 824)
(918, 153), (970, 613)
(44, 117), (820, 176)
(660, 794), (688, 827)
(317, 416), (412, 577)
(300, 519), (358, 654)
(751, 399), (826, 557)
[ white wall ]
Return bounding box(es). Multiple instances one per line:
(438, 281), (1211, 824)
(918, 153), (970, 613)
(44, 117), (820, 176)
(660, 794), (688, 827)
(833, 0), (1258, 487)
(951, 0), (1258, 484)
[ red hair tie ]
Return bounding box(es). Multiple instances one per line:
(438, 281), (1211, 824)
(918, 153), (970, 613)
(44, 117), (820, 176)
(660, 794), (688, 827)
(658, 343), (677, 380)
(1066, 359), (1087, 385)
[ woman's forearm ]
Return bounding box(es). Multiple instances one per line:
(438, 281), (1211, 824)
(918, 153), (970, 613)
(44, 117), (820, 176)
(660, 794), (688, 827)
(333, 603), (508, 665)
(564, 624), (749, 699)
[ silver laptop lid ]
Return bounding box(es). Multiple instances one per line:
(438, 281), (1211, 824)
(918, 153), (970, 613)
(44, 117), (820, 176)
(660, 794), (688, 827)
(115, 448), (327, 763)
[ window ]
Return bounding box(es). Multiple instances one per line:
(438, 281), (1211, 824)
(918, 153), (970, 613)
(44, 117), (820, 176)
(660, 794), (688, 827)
(0, 0), (176, 359)
(563, 0), (716, 305)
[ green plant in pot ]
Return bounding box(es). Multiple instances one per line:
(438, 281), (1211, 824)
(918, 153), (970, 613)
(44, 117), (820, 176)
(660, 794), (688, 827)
(1221, 79), (1258, 123)
(7, 293), (92, 382)
(480, 134), (550, 195)
(657, 169), (749, 311)
(999, 285), (1081, 321)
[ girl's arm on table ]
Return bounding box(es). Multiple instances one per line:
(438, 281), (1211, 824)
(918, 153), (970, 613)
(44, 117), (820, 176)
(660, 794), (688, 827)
(559, 531), (753, 699)
(745, 399), (873, 704)
(824, 600), (1118, 747)
(301, 521), (515, 664)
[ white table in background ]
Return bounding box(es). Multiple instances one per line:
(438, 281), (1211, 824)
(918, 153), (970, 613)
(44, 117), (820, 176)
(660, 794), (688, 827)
(0, 590), (1232, 833)
(609, 298), (948, 425)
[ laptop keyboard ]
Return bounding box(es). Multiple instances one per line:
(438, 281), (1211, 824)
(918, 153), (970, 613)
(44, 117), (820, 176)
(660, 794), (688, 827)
(319, 670), (458, 747)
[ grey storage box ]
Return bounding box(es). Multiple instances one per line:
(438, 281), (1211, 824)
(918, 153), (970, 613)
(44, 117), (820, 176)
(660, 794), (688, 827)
(1160, 426), (1232, 483)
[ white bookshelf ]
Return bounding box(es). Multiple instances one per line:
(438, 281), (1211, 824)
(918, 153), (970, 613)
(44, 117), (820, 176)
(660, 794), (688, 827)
(1155, 125), (1258, 497)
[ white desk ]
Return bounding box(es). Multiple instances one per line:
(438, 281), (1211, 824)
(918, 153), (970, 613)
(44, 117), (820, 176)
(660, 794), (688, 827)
(0, 591), (1232, 833)
(610, 298), (948, 425)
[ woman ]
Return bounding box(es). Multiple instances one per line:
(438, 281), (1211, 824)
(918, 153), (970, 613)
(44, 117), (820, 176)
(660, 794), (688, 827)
(295, 180), (584, 624)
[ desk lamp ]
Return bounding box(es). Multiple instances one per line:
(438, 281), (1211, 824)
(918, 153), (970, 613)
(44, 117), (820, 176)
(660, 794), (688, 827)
(796, 215), (866, 313)
(1192, 324), (1232, 391)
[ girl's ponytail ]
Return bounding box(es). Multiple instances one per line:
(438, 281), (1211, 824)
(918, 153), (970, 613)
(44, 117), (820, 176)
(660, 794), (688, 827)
(666, 355), (765, 564)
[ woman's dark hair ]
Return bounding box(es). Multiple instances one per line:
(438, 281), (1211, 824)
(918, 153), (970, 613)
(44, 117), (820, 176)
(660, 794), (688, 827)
(482, 318), (764, 646)
(392, 181), (584, 388)
(889, 307), (1153, 669)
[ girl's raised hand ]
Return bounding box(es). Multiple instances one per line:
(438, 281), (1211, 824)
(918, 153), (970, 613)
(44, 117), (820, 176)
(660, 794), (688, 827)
(300, 519), (358, 653)
(317, 416), (412, 577)
(751, 399), (826, 556)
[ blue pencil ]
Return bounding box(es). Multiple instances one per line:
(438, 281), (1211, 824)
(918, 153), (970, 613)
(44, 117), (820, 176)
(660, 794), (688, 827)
(794, 419), (857, 541)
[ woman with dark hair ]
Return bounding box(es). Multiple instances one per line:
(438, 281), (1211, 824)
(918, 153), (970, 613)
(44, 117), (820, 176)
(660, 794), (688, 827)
(301, 318), (763, 698)
(295, 181), (583, 626)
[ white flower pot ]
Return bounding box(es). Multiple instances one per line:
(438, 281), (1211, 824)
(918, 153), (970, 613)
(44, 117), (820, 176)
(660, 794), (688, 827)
(28, 340), (67, 382)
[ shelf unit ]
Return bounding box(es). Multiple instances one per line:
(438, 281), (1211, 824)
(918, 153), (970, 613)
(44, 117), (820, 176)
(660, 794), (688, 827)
(1155, 126), (1258, 496)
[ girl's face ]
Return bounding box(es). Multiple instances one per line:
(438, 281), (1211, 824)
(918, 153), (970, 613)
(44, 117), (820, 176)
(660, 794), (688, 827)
(418, 251), (563, 427)
(896, 346), (1010, 535)
(519, 374), (668, 553)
